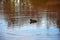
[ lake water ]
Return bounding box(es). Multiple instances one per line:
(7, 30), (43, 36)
(0, 12), (60, 40)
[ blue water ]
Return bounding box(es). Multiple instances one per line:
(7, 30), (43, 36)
(0, 14), (60, 40)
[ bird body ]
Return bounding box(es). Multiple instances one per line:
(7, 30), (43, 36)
(30, 19), (37, 24)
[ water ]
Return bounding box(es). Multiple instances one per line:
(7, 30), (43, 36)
(0, 13), (60, 40)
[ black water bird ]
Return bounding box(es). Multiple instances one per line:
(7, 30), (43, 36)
(30, 19), (37, 24)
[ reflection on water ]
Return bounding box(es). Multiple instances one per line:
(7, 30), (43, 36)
(0, 12), (60, 40)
